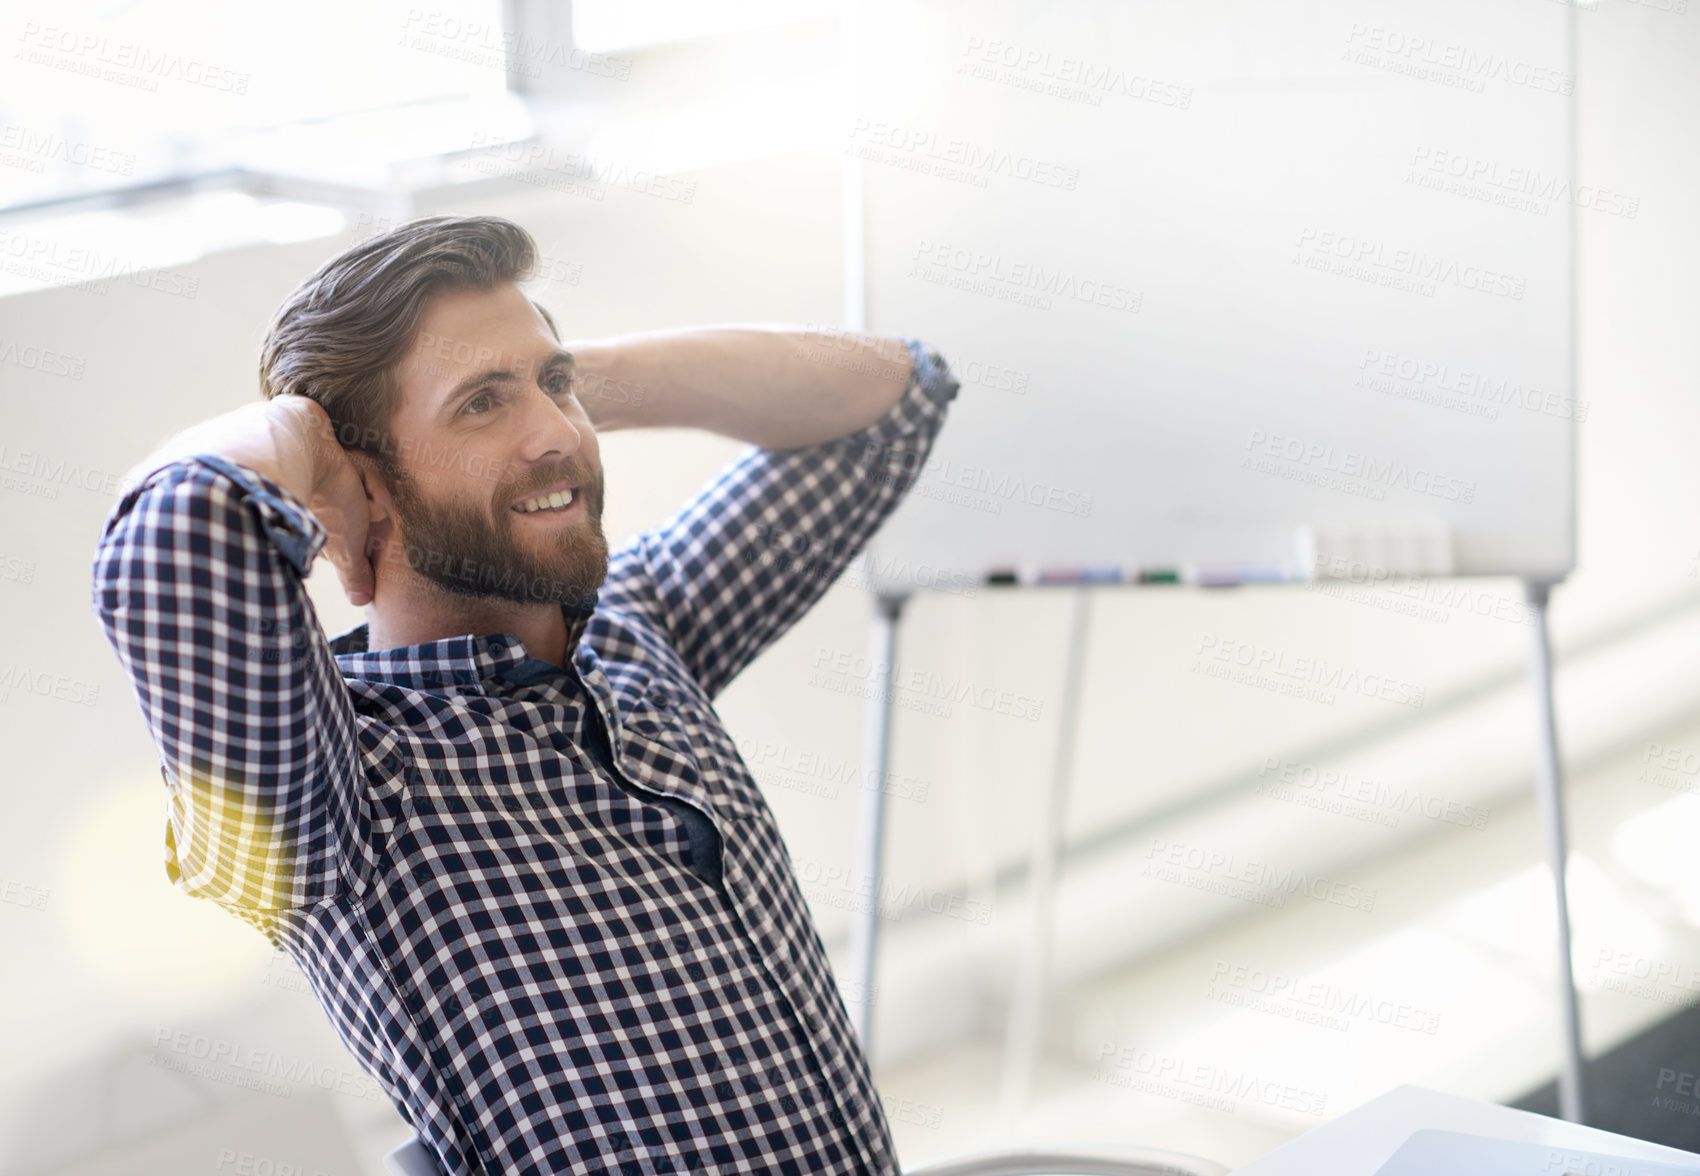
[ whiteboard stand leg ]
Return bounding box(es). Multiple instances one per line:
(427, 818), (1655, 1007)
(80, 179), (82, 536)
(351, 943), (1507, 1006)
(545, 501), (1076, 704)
(848, 591), (906, 1054)
(1000, 588), (1093, 1119)
(1526, 579), (1586, 1124)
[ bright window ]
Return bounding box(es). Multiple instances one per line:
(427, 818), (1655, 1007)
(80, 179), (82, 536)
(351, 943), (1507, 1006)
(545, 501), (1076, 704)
(1, 0), (507, 210)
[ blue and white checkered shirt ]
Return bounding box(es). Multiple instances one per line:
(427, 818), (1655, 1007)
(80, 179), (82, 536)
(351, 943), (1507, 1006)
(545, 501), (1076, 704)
(91, 340), (959, 1176)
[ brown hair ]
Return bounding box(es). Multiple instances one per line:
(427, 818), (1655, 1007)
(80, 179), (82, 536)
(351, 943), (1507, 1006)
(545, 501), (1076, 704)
(258, 214), (560, 468)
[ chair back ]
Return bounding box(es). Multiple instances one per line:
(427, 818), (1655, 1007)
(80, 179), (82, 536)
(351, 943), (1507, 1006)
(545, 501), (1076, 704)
(383, 1136), (442, 1176)
(902, 1145), (1231, 1176)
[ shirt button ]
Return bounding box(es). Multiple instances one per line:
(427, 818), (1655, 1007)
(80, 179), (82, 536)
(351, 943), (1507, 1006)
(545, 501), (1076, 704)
(487, 640), (506, 655)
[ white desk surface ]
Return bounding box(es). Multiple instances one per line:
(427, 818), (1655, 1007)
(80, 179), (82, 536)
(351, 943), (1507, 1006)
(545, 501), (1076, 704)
(1230, 1085), (1700, 1175)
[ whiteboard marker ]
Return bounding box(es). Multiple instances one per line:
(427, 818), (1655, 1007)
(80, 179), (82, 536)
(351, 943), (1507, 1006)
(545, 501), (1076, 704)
(1034, 566), (1126, 585)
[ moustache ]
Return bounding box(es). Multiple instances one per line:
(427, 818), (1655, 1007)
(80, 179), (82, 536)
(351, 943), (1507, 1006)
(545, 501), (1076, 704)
(505, 458), (600, 508)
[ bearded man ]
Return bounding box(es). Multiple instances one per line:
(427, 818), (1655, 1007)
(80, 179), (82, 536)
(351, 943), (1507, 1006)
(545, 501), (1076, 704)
(92, 214), (959, 1176)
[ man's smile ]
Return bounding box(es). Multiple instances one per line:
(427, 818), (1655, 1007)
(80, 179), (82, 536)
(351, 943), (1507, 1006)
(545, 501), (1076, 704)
(510, 479), (580, 515)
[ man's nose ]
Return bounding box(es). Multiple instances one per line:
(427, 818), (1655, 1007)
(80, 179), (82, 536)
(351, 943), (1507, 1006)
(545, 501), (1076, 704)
(513, 385), (583, 462)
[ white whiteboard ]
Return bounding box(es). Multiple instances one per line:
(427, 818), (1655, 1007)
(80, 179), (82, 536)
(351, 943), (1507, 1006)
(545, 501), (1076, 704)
(858, 0), (1576, 588)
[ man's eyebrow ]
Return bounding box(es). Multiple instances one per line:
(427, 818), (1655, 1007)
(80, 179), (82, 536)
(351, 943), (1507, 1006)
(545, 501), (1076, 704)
(439, 349), (576, 412)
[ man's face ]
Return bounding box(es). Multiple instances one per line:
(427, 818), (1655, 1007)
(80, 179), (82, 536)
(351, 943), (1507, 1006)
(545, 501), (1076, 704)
(372, 281), (608, 610)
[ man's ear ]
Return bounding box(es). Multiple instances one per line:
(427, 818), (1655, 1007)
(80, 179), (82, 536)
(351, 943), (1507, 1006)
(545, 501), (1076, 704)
(345, 449), (402, 583)
(346, 448), (395, 525)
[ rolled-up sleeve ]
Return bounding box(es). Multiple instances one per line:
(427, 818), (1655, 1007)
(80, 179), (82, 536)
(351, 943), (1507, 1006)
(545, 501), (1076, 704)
(90, 454), (366, 912)
(601, 338), (960, 699)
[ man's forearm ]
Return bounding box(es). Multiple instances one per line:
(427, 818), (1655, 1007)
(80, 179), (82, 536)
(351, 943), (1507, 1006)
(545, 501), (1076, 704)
(120, 395), (375, 603)
(122, 395), (329, 505)
(568, 326), (915, 449)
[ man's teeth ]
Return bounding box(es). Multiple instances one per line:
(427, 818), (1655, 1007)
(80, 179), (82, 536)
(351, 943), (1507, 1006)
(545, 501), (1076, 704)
(513, 488), (575, 513)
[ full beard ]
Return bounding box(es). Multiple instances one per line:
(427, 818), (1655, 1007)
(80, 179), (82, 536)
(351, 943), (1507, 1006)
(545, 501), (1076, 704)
(384, 460), (610, 612)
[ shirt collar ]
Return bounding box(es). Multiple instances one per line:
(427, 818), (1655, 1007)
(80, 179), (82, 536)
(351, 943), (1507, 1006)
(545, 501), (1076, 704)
(329, 590), (599, 693)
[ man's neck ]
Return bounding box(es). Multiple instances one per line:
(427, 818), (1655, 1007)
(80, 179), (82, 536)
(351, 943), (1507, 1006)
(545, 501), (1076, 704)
(365, 577), (570, 668)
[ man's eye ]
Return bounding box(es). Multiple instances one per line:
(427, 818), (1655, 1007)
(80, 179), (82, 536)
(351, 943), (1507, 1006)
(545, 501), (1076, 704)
(546, 375), (572, 397)
(464, 391), (494, 415)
